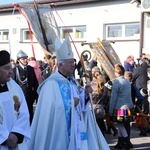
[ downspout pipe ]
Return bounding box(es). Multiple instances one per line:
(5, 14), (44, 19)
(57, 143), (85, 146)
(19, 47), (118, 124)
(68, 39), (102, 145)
(139, 12), (144, 57)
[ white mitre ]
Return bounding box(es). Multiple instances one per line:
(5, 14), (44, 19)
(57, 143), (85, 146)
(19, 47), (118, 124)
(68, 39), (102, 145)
(55, 35), (74, 61)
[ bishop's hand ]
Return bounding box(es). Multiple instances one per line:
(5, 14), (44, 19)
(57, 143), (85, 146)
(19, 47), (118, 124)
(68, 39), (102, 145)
(85, 83), (93, 95)
(74, 97), (80, 107)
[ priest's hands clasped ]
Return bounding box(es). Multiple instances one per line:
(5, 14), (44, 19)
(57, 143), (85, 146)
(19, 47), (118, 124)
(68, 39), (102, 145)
(6, 133), (18, 149)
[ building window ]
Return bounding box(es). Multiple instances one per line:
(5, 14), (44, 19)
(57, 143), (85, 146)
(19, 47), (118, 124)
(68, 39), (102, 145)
(61, 26), (86, 40)
(23, 30), (30, 40)
(22, 29), (36, 42)
(62, 28), (73, 39)
(75, 27), (86, 39)
(106, 23), (140, 40)
(125, 24), (140, 37)
(107, 25), (122, 37)
(0, 30), (9, 41)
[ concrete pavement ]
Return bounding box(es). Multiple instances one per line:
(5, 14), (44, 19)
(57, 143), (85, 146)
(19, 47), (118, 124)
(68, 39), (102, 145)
(105, 123), (150, 150)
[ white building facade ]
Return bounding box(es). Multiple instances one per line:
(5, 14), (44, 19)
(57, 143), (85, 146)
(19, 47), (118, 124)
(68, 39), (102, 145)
(0, 0), (147, 64)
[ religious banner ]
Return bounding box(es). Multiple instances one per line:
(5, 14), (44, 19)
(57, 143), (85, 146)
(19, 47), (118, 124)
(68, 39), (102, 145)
(89, 42), (116, 81)
(17, 3), (61, 55)
(98, 39), (121, 66)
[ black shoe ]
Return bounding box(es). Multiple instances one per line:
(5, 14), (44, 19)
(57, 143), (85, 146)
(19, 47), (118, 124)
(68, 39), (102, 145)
(124, 137), (133, 150)
(139, 132), (147, 136)
(124, 144), (130, 150)
(114, 143), (124, 149)
(128, 140), (133, 148)
(114, 137), (124, 149)
(147, 129), (150, 133)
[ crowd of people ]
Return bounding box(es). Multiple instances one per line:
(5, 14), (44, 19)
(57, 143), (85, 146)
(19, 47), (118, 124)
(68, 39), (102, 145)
(0, 34), (150, 150)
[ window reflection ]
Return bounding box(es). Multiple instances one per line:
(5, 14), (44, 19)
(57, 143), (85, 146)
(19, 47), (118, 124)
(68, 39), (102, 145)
(106, 23), (140, 39)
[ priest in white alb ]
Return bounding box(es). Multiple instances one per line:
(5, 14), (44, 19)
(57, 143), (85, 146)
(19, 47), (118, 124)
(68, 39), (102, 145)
(0, 50), (30, 150)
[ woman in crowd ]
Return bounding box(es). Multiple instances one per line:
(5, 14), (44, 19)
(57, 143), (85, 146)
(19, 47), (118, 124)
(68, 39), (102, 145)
(91, 66), (106, 136)
(28, 57), (42, 84)
(109, 64), (134, 150)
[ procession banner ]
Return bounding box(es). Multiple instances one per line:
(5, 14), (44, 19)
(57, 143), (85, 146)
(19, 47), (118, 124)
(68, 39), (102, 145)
(100, 39), (121, 66)
(18, 4), (61, 55)
(89, 42), (116, 81)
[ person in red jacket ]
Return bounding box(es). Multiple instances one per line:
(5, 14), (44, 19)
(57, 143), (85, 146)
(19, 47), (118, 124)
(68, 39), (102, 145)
(28, 57), (42, 84)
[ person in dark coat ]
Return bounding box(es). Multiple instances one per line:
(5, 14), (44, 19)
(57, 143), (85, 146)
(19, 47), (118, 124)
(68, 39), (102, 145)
(124, 71), (144, 105)
(124, 56), (135, 73)
(76, 53), (91, 80)
(124, 71), (144, 146)
(11, 50), (39, 124)
(40, 52), (57, 83)
(132, 57), (150, 90)
(135, 88), (149, 136)
(88, 55), (98, 70)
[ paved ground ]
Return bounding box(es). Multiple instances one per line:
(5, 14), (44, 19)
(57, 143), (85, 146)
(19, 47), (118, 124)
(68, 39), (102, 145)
(105, 123), (150, 150)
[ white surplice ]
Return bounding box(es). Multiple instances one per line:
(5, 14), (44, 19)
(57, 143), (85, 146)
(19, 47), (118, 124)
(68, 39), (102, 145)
(0, 79), (30, 150)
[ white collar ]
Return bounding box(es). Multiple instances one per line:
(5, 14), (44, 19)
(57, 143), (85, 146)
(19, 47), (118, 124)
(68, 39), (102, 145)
(19, 64), (27, 70)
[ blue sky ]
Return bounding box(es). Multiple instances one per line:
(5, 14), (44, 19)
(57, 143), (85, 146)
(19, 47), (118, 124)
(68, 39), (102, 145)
(0, 0), (31, 5)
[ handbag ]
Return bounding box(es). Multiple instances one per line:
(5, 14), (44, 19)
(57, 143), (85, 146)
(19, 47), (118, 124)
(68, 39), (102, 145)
(94, 103), (105, 119)
(93, 94), (105, 119)
(113, 109), (134, 123)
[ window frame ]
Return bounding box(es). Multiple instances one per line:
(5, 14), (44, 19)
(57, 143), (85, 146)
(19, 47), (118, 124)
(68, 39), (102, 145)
(105, 22), (140, 40)
(0, 29), (9, 42)
(21, 29), (36, 42)
(60, 25), (86, 41)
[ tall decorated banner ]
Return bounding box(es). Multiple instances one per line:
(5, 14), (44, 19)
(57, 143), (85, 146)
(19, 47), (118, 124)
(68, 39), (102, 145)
(14, 3), (61, 56)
